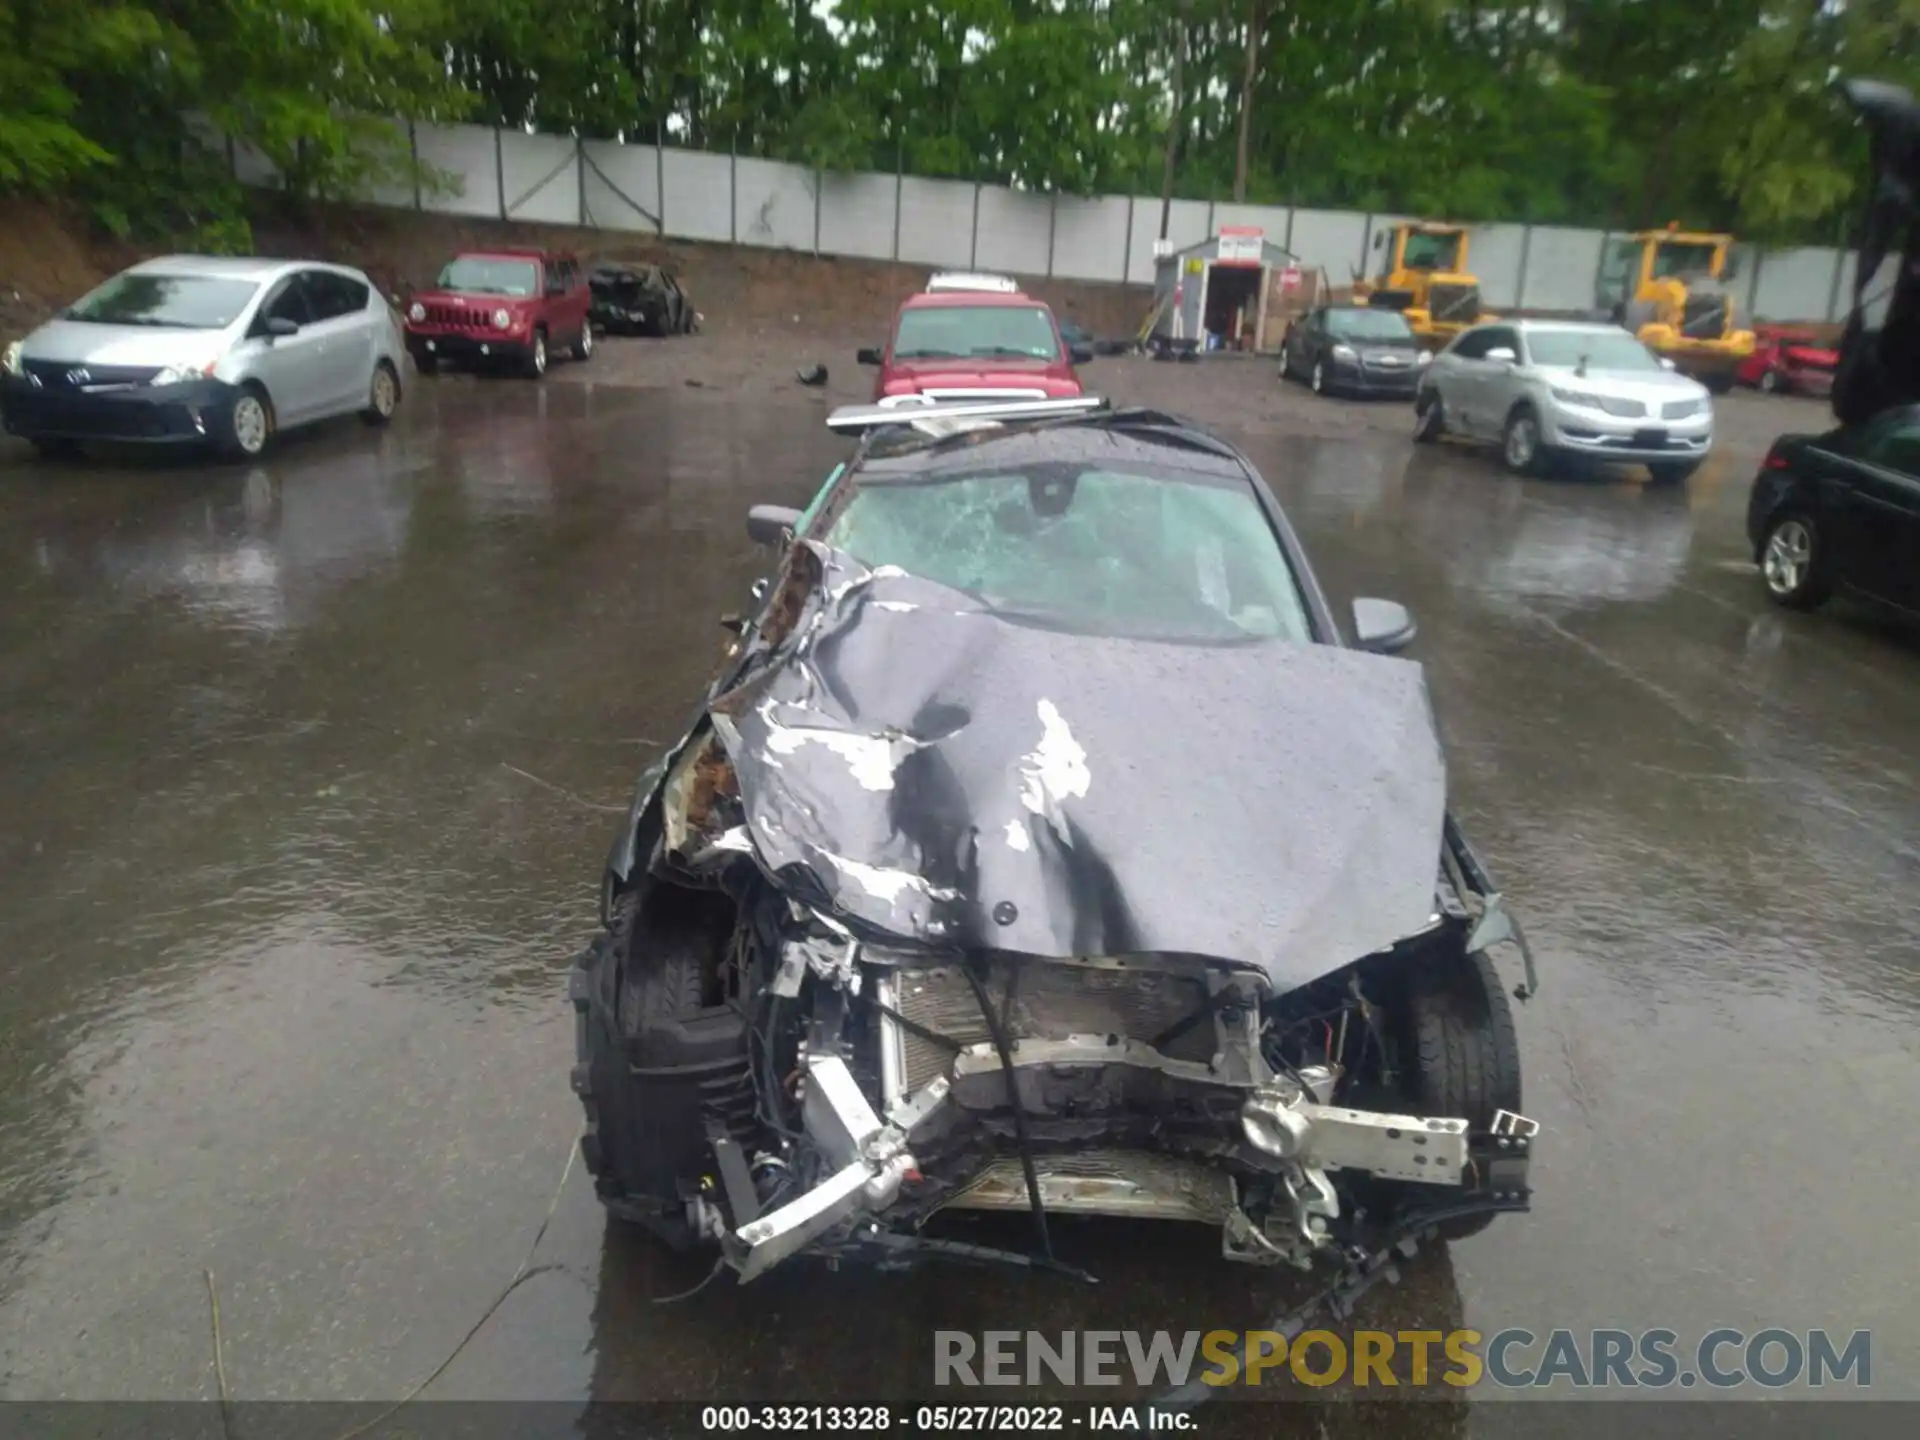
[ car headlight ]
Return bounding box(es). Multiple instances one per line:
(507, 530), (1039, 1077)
(1415, 350), (1432, 365)
(492, 308), (512, 330)
(408, 301), (426, 323)
(149, 361), (215, 386)
(2, 340), (22, 377)
(1550, 386), (1605, 409)
(1331, 343), (1357, 361)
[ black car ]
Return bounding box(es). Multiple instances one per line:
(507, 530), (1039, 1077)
(1747, 405), (1920, 615)
(586, 262), (697, 336)
(1281, 305), (1429, 398)
(569, 397), (1538, 1290)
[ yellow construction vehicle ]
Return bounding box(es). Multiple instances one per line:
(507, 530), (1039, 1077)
(1355, 221), (1491, 344)
(1598, 225), (1755, 392)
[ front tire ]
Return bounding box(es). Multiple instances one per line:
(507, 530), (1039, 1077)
(1758, 369), (1780, 394)
(1501, 405), (1548, 476)
(1413, 391), (1444, 443)
(360, 361), (399, 426)
(1394, 949), (1523, 1240)
(1760, 511), (1832, 611)
(574, 324), (594, 363)
(572, 888), (754, 1246)
(1310, 360), (1330, 397)
(222, 385), (274, 461)
(526, 328), (549, 379)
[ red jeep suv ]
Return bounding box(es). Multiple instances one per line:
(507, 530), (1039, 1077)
(404, 248), (591, 378)
(858, 287), (1088, 403)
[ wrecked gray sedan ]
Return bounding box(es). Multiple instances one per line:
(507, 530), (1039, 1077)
(571, 396), (1538, 1285)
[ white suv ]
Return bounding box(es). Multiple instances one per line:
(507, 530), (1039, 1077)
(1414, 319), (1713, 483)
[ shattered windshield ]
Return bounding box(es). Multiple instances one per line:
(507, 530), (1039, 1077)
(893, 304), (1060, 361)
(818, 463), (1312, 642)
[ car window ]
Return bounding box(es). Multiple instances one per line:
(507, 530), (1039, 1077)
(816, 463), (1313, 643)
(1449, 329), (1493, 361)
(254, 276), (311, 332)
(893, 304), (1061, 361)
(1867, 422), (1920, 475)
(302, 271), (369, 322)
(1401, 230), (1461, 271)
(1524, 330), (1661, 371)
(1326, 309), (1414, 341)
(63, 272), (259, 330)
(437, 256), (539, 297)
(1480, 327), (1520, 356)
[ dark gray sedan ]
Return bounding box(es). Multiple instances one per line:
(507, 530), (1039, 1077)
(1280, 305), (1430, 399)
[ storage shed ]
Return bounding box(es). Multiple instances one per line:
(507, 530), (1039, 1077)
(1150, 226), (1302, 354)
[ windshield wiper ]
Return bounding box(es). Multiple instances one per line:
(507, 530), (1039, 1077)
(968, 346), (1050, 358)
(895, 348), (965, 359)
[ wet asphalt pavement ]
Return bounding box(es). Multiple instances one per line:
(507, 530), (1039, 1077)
(1, 361), (1916, 1427)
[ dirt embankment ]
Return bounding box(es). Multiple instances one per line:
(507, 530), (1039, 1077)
(0, 196), (1154, 346)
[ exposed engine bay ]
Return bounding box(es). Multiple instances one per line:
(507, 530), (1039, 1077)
(572, 527), (1540, 1283)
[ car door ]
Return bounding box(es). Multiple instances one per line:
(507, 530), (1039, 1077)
(242, 274), (329, 426)
(300, 270), (377, 415)
(1844, 419), (1920, 609)
(1432, 327), (1493, 433)
(1292, 309), (1325, 376)
(1472, 326), (1524, 435)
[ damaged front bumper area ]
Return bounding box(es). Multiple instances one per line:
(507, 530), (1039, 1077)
(693, 930), (1537, 1283)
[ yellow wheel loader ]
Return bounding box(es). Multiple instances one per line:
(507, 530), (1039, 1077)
(1598, 226), (1755, 393)
(1354, 222), (1491, 345)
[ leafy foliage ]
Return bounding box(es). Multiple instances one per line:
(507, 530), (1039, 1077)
(4, 0), (1918, 245)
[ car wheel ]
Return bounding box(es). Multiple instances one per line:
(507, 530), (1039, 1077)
(360, 361), (400, 426)
(1760, 512), (1833, 611)
(1501, 406), (1546, 476)
(1311, 360), (1329, 396)
(1278, 344), (1291, 381)
(1647, 460), (1699, 485)
(1758, 369), (1779, 394)
(1413, 391), (1444, 443)
(572, 889), (751, 1247)
(222, 385), (274, 460)
(526, 328), (549, 379)
(1393, 949), (1523, 1241)
(574, 324), (594, 363)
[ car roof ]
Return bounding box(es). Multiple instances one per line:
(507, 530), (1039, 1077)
(128, 255), (316, 282)
(898, 290), (1050, 312)
(1478, 318), (1630, 336)
(456, 247), (570, 261)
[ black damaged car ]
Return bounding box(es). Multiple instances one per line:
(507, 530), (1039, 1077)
(586, 262), (698, 337)
(570, 397), (1538, 1289)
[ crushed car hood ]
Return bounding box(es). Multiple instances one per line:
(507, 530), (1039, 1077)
(710, 544), (1447, 988)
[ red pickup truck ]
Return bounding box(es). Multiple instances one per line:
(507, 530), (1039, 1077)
(857, 287), (1089, 403)
(403, 248), (592, 378)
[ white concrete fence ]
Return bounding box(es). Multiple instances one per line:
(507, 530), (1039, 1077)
(226, 120), (1885, 325)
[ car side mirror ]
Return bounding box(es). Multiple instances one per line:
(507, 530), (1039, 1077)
(266, 317), (300, 339)
(1070, 344), (1095, 365)
(856, 346), (883, 366)
(1658, 357), (1677, 371)
(746, 504), (803, 547)
(1485, 346), (1516, 365)
(1352, 597), (1417, 655)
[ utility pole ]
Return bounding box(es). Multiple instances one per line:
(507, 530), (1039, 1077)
(1158, 0), (1192, 240)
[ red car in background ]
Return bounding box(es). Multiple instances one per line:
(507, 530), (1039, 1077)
(857, 284), (1090, 404)
(403, 248), (592, 378)
(1737, 324), (1839, 397)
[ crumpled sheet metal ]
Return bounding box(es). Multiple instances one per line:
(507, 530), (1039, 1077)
(724, 542), (1448, 989)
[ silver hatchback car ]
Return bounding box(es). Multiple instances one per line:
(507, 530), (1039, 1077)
(1414, 319), (1714, 483)
(2, 256), (405, 460)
